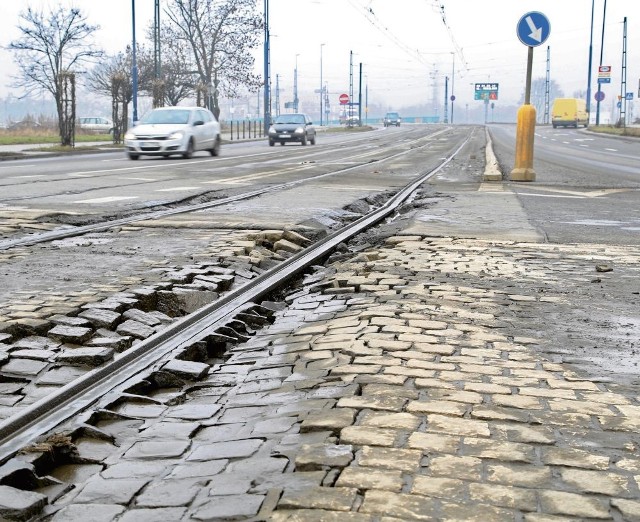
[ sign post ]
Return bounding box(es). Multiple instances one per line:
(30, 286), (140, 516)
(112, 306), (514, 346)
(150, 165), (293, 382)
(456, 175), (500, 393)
(511, 11), (550, 182)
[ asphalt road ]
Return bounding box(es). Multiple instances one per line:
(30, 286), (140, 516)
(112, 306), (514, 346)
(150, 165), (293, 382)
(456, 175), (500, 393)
(489, 124), (640, 246)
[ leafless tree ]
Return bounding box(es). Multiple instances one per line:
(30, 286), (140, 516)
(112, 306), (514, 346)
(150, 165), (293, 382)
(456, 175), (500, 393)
(8, 5), (103, 144)
(164, 0), (263, 118)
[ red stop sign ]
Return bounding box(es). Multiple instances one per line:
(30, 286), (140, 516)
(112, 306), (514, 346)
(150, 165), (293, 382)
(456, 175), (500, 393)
(339, 93), (349, 104)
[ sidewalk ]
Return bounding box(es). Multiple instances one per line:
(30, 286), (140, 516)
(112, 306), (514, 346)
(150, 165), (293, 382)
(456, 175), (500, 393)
(32, 183), (640, 521)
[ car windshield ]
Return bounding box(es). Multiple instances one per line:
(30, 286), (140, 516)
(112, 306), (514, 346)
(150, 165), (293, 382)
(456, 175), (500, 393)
(141, 109), (191, 125)
(274, 115), (305, 125)
(386, 113), (399, 118)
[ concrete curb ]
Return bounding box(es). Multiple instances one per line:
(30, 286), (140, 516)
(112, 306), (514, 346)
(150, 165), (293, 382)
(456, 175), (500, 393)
(483, 127), (503, 182)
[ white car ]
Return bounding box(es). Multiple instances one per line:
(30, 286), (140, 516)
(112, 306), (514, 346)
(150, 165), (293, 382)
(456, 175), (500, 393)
(124, 106), (221, 160)
(78, 117), (114, 134)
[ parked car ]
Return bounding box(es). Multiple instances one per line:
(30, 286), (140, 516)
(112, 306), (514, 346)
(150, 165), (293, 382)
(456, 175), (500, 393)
(383, 112), (401, 127)
(124, 106), (221, 160)
(78, 117), (114, 134)
(268, 113), (316, 146)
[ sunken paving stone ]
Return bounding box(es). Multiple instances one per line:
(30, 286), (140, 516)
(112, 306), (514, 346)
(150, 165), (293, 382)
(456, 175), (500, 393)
(122, 309), (162, 327)
(49, 503), (126, 521)
(57, 347), (115, 366)
(0, 485), (47, 520)
(161, 359), (210, 380)
(48, 325), (93, 344)
(115, 320), (155, 340)
(78, 308), (121, 329)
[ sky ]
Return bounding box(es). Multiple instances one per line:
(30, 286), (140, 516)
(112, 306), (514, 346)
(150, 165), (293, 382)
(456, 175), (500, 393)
(0, 0), (638, 119)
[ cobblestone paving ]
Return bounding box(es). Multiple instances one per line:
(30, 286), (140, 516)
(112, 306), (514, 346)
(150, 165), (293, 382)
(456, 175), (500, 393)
(3, 234), (639, 521)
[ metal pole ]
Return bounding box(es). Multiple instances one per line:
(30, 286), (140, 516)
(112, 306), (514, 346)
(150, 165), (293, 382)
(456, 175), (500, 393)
(586, 0), (595, 119)
(294, 54), (299, 112)
(596, 0), (607, 125)
(320, 44), (324, 126)
(544, 46), (550, 124)
(358, 63), (363, 126)
(154, 0), (161, 79)
(444, 76), (448, 123)
(450, 53), (455, 124)
(620, 16), (627, 127)
(525, 46), (534, 105)
(131, 0), (138, 124)
(263, 0), (270, 134)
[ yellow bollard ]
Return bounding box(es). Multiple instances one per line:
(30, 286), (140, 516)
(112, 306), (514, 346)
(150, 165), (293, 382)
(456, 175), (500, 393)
(510, 104), (537, 182)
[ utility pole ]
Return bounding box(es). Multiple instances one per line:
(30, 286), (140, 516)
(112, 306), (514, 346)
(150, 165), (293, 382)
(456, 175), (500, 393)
(349, 51), (354, 126)
(544, 46), (550, 124)
(450, 54), (455, 124)
(596, 0), (607, 125)
(444, 76), (449, 123)
(294, 54), (299, 112)
(263, 0), (271, 133)
(358, 62), (363, 126)
(153, 0), (161, 79)
(131, 0), (138, 124)
(320, 44), (325, 126)
(620, 16), (627, 126)
(586, 0), (595, 119)
(275, 74), (280, 117)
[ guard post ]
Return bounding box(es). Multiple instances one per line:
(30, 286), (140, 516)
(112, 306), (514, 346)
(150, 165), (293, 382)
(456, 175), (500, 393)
(511, 12), (551, 182)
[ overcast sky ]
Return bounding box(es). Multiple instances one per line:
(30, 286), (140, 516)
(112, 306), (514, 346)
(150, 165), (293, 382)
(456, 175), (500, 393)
(0, 0), (638, 116)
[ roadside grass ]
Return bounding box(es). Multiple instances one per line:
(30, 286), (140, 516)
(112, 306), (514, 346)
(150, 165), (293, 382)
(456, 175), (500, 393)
(588, 125), (640, 138)
(0, 129), (114, 145)
(326, 125), (374, 133)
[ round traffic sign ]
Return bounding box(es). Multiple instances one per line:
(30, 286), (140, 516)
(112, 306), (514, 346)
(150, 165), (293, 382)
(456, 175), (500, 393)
(339, 93), (349, 105)
(594, 91), (605, 102)
(450, 95), (456, 101)
(517, 11), (551, 47)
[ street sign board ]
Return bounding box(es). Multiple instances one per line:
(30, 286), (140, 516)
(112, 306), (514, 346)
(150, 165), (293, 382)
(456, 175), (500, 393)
(626, 92), (634, 101)
(598, 77), (611, 84)
(595, 91), (605, 102)
(517, 12), (550, 47)
(474, 83), (499, 101)
(339, 93), (349, 105)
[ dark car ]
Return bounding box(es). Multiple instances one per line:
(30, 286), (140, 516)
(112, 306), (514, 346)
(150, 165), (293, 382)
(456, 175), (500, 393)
(268, 113), (316, 146)
(383, 112), (401, 127)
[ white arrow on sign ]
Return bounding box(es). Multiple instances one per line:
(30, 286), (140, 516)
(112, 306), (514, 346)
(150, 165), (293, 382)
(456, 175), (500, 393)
(525, 15), (542, 42)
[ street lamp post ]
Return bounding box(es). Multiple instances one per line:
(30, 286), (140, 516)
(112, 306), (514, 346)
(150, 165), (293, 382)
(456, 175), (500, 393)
(596, 0), (607, 125)
(131, 0), (138, 124)
(586, 0), (595, 119)
(450, 52), (455, 124)
(320, 44), (325, 126)
(294, 54), (299, 112)
(263, 0), (270, 134)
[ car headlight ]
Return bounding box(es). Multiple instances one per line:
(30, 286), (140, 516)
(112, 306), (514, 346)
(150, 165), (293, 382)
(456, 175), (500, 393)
(169, 131), (184, 140)
(268, 127), (276, 135)
(294, 127), (304, 134)
(124, 132), (136, 140)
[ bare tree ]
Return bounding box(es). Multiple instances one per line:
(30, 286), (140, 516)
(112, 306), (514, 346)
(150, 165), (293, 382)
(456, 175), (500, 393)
(164, 0), (263, 118)
(8, 5), (103, 145)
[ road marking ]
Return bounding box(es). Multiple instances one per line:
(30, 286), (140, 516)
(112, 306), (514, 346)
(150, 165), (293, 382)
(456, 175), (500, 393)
(0, 164), (35, 170)
(118, 177), (159, 181)
(579, 144), (589, 147)
(518, 193), (586, 199)
(605, 148), (618, 152)
(517, 187), (635, 198)
(156, 187), (201, 192)
(8, 175), (45, 179)
(74, 196), (138, 203)
(205, 164), (315, 185)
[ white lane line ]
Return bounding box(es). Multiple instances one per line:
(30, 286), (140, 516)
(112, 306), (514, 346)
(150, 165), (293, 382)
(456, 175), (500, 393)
(605, 148), (618, 152)
(118, 177), (159, 181)
(156, 187), (201, 192)
(74, 196), (139, 203)
(0, 164), (36, 170)
(518, 193), (585, 199)
(8, 175), (45, 179)
(579, 144), (589, 147)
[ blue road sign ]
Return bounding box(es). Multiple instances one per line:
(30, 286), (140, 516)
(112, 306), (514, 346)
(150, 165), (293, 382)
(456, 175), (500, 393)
(598, 77), (611, 84)
(626, 92), (634, 101)
(595, 91), (605, 102)
(517, 12), (551, 47)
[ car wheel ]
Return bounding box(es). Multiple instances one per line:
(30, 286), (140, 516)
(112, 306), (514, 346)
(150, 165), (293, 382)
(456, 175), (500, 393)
(182, 139), (194, 159)
(269, 139), (275, 147)
(310, 134), (316, 145)
(301, 135), (307, 146)
(127, 152), (139, 160)
(209, 136), (221, 156)
(280, 141), (285, 146)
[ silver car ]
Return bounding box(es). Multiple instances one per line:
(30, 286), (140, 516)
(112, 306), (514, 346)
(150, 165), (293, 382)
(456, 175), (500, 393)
(124, 106), (221, 160)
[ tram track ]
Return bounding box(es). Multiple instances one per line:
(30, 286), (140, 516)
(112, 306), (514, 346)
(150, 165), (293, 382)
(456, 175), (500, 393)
(0, 126), (447, 250)
(0, 131), (471, 466)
